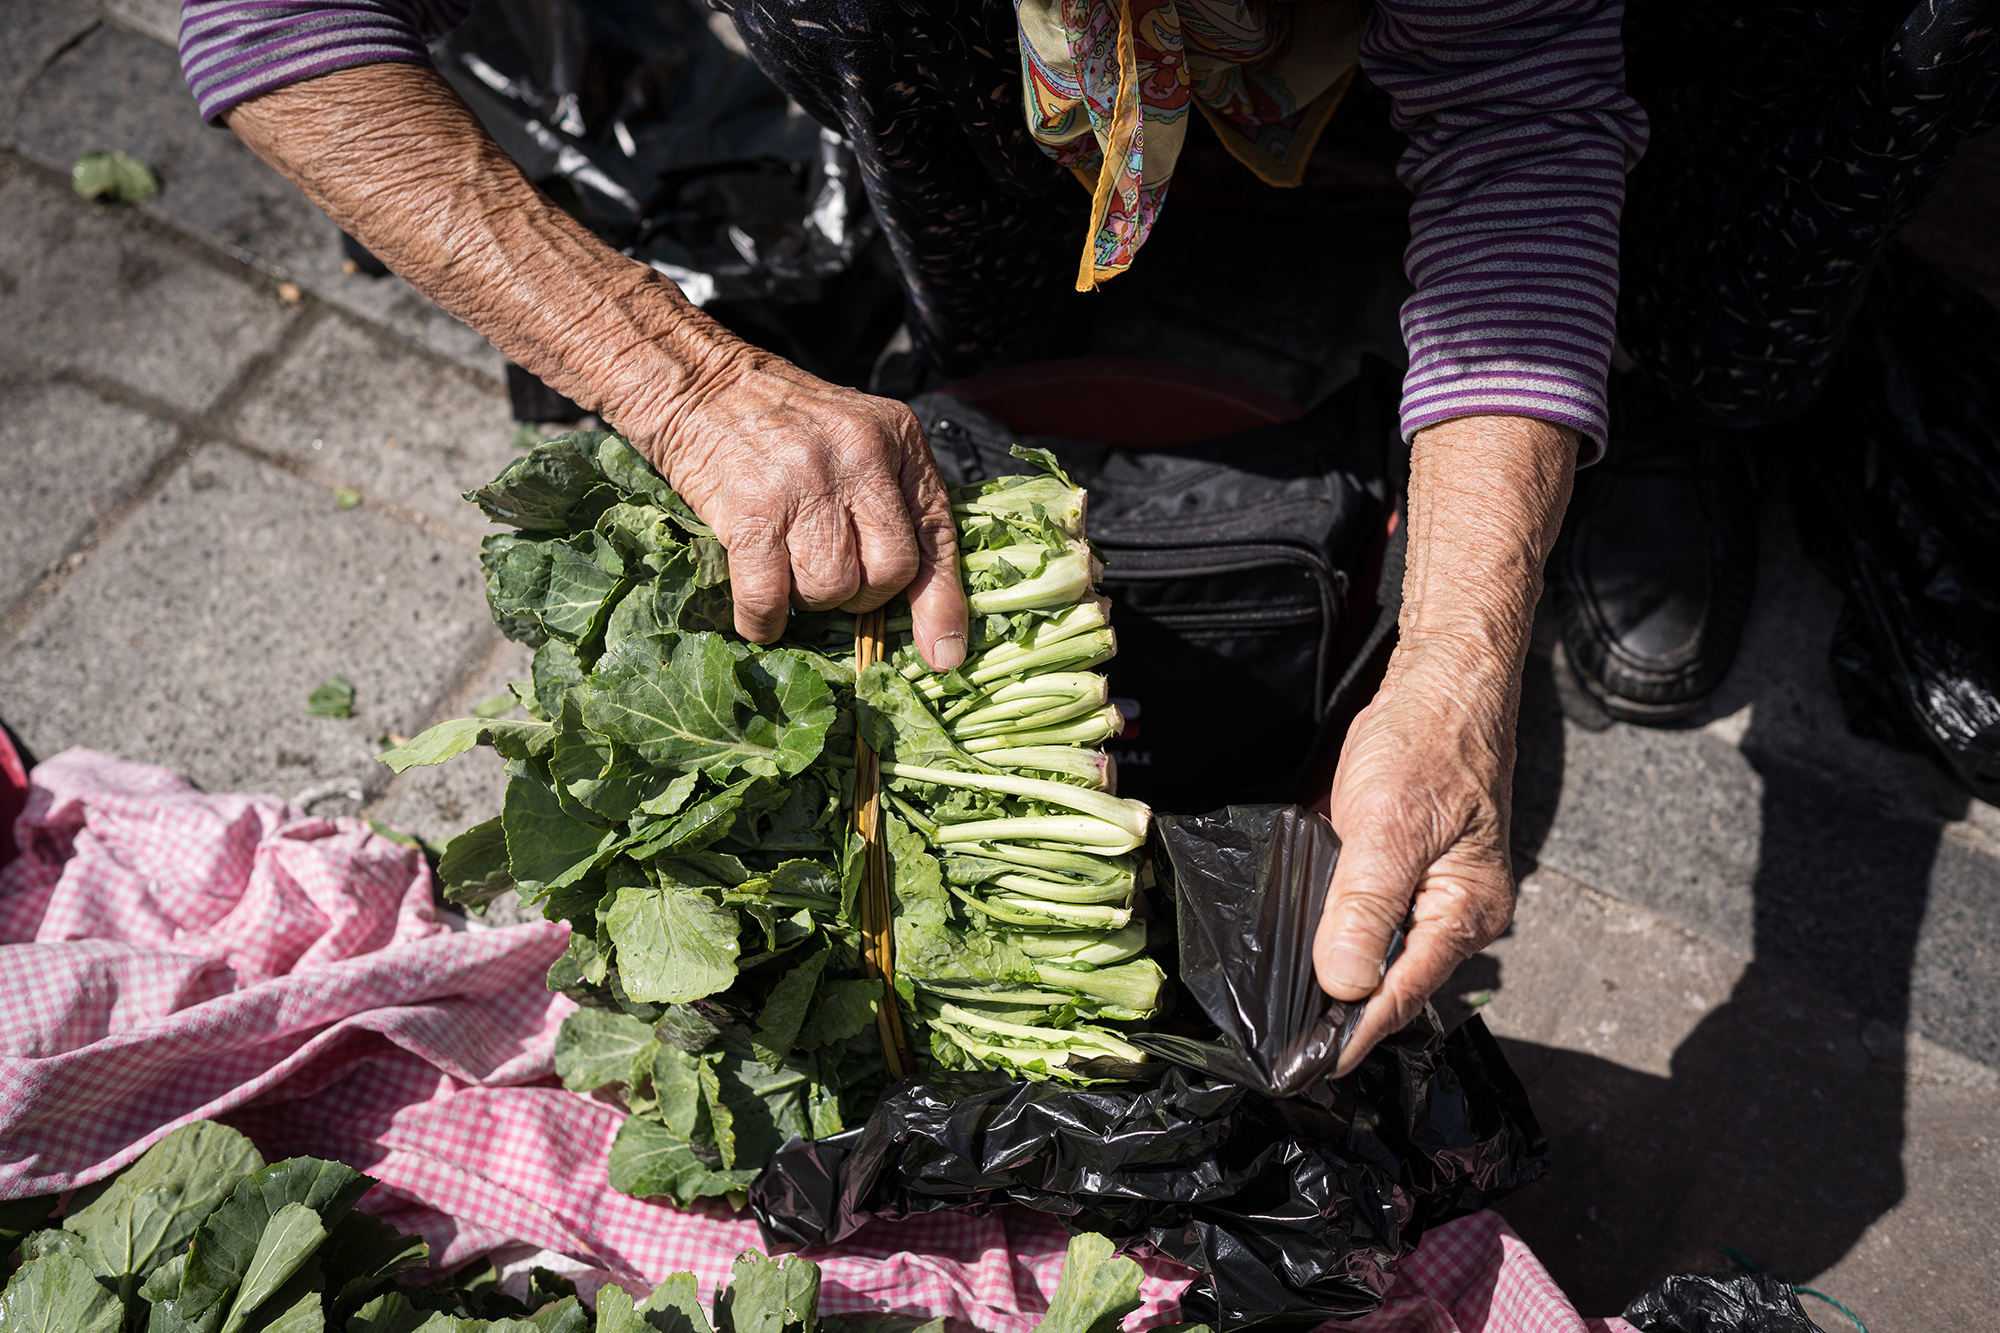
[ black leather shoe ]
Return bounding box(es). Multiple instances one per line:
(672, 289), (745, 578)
(1553, 374), (1760, 723)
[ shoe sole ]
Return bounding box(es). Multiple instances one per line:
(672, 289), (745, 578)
(1563, 648), (1713, 725)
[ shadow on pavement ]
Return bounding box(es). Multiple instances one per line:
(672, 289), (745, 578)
(1486, 636), (1964, 1313)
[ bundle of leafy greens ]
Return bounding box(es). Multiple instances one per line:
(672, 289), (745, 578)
(0, 1118), (1176, 1333)
(378, 431), (1165, 1206)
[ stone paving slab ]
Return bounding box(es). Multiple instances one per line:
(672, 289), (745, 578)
(0, 170), (295, 414)
(0, 442), (498, 812)
(0, 0), (99, 145)
(0, 367), (181, 620)
(10, 21), (507, 380)
(1475, 869), (1999, 1329)
(230, 311), (522, 541)
(365, 635), (534, 850)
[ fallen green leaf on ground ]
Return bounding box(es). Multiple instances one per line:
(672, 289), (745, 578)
(71, 151), (159, 203)
(336, 488), (363, 511)
(307, 677), (357, 718)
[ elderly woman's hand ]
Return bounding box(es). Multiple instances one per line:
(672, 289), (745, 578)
(623, 349), (966, 663)
(226, 62), (967, 669)
(1314, 415), (1577, 1072)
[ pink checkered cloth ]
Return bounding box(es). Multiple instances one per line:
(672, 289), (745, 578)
(0, 749), (1630, 1333)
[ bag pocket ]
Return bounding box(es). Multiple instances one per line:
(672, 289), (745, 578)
(1096, 541), (1345, 811)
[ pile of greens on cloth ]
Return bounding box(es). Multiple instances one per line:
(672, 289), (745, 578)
(379, 431), (1166, 1204)
(0, 1119), (1164, 1333)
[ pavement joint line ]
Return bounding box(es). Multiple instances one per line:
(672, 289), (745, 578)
(6, 147), (509, 401)
(10, 18), (104, 126)
(0, 289), (324, 652)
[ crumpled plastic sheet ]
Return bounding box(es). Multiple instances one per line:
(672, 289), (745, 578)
(431, 0), (874, 307)
(751, 805), (1548, 1328)
(1621, 1273), (1818, 1333)
(1791, 247), (2000, 801)
(1131, 805), (1370, 1097)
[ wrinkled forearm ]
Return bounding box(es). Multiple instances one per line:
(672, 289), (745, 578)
(1396, 415), (1578, 700)
(225, 63), (738, 462)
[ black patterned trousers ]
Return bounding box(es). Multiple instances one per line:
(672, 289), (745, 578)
(1621, 0), (2000, 428)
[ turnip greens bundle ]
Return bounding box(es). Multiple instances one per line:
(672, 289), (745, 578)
(382, 431), (1163, 1204)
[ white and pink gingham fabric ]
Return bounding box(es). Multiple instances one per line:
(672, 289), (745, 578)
(0, 749), (1630, 1333)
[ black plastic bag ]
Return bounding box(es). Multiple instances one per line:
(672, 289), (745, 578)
(750, 806), (1546, 1328)
(1127, 806), (1366, 1097)
(429, 0), (902, 385)
(1622, 1273), (1818, 1333)
(1790, 248), (2000, 801)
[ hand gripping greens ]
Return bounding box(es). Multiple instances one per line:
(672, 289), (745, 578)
(379, 432), (1165, 1204)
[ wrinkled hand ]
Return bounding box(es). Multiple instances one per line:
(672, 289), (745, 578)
(626, 345), (968, 670)
(1314, 638), (1520, 1074)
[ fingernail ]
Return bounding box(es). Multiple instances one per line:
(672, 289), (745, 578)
(930, 632), (966, 672)
(1324, 942), (1384, 995)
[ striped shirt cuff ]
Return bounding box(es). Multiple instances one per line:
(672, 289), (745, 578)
(180, 0), (472, 125)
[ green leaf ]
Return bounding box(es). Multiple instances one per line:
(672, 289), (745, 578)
(236, 1256), (325, 1333)
(605, 885), (740, 1004)
(583, 635), (832, 780)
(531, 640), (587, 721)
(854, 665), (973, 768)
(551, 731), (678, 823)
(627, 778), (762, 859)
(485, 532), (627, 644)
(638, 1273), (713, 1333)
(716, 1253), (819, 1333)
(334, 488), (363, 512)
(465, 434), (611, 533)
(305, 678), (354, 719)
(797, 981), (881, 1051)
(594, 436), (677, 509)
(71, 150), (158, 203)
(438, 818), (514, 912)
(319, 1209), (427, 1312)
(472, 694), (518, 719)
(213, 1203), (325, 1333)
(0, 1196), (55, 1251)
(751, 952), (829, 1068)
(502, 763), (616, 896)
(376, 719), (555, 773)
(1033, 1233), (1143, 1333)
(552, 1009), (656, 1093)
(697, 1057), (733, 1169)
(0, 1254), (122, 1332)
(604, 1118), (755, 1203)
(703, 1043), (810, 1173)
(637, 772), (701, 820)
(529, 1296), (590, 1333)
(178, 1159), (369, 1323)
(650, 1046), (706, 1142)
(347, 1293), (432, 1333)
(17, 1230), (89, 1265)
(63, 1121), (264, 1299)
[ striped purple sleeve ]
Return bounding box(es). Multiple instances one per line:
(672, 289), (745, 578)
(1360, 0), (1648, 460)
(180, 0), (476, 125)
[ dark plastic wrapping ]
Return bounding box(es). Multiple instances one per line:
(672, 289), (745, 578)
(1129, 806), (1366, 1097)
(750, 806), (1547, 1327)
(1791, 248), (2000, 801)
(1621, 1273), (1818, 1333)
(428, 0), (900, 388)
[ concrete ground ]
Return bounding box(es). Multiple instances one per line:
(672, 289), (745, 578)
(3, 2), (1996, 1328)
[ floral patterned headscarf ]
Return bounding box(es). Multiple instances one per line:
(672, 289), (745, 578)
(1017, 0), (1363, 289)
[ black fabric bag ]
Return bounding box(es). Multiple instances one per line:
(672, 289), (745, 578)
(910, 356), (1404, 814)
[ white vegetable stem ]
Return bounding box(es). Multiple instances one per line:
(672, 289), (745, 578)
(882, 760), (1150, 843)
